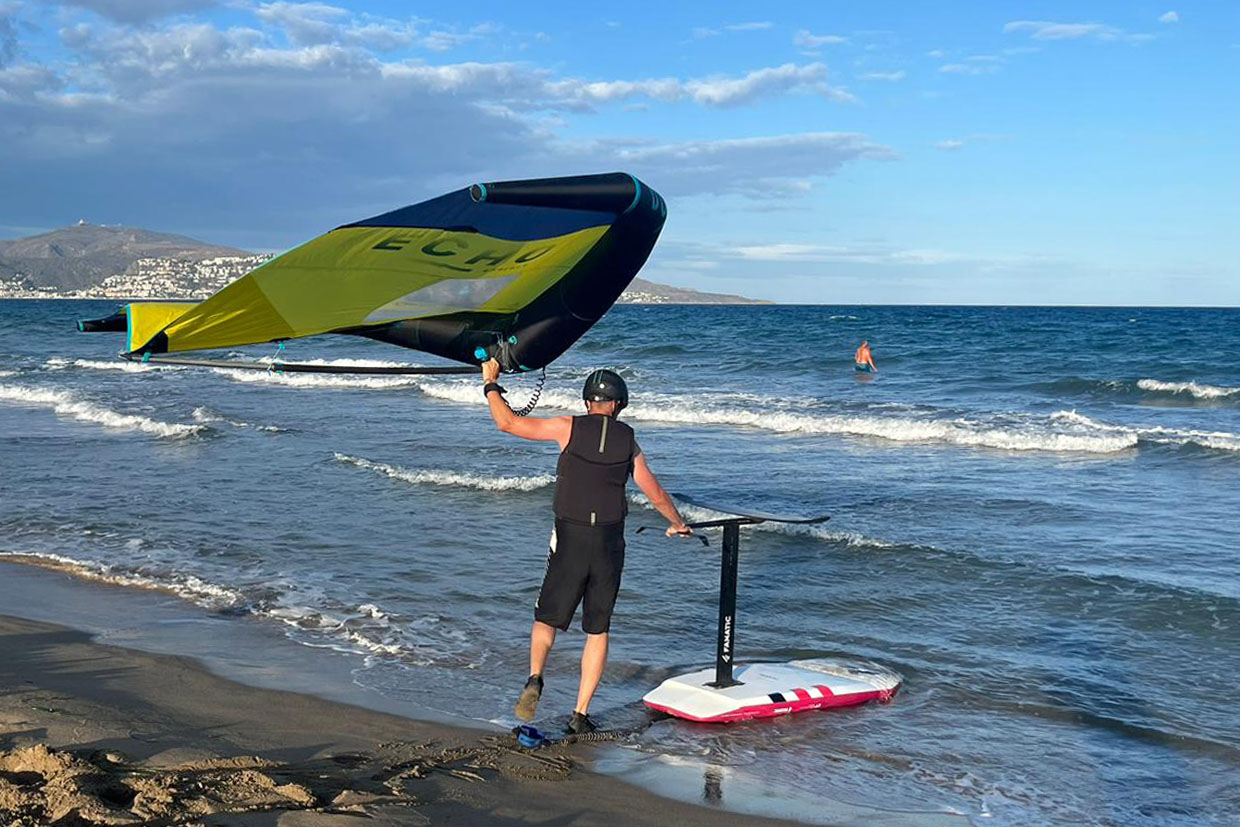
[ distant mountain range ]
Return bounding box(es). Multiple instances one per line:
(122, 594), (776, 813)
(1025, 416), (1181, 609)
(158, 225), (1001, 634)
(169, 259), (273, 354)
(0, 223), (248, 292)
(0, 223), (769, 304)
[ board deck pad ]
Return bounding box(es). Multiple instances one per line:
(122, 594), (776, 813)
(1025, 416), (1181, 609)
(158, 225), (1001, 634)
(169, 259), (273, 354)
(643, 660), (901, 723)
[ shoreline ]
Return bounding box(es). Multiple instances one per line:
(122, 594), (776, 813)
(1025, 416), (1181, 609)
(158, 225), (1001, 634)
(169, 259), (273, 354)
(0, 613), (801, 826)
(0, 559), (964, 826)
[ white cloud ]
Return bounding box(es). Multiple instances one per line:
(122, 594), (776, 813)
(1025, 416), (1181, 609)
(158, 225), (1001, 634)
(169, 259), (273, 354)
(938, 54), (1003, 75)
(646, 240), (1069, 302)
(1158, 11), (1179, 24)
(693, 21), (774, 39)
(727, 242), (968, 266)
(0, 64), (63, 101)
(0, 13), (890, 243)
(1003, 20), (1152, 43)
(57, 0), (218, 23)
(253, 4), (495, 53)
(547, 62), (854, 108)
(255, 3), (352, 47)
(926, 49), (945, 58)
(934, 133), (1007, 151)
(859, 70), (905, 82)
(0, 3), (17, 68)
(603, 133), (894, 197)
(688, 62), (852, 106)
(793, 30), (848, 49)
(939, 60), (999, 75)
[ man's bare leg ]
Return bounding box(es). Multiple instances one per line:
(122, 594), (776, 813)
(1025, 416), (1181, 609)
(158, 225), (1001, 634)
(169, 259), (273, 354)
(529, 620), (557, 676)
(574, 632), (608, 715)
(516, 621), (557, 721)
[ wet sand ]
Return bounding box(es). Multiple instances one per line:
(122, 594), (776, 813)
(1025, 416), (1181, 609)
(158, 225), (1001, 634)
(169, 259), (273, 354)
(0, 612), (804, 826)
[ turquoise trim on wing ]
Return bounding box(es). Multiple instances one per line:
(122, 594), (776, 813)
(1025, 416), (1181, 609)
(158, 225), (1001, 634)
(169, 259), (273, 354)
(476, 183), (488, 202)
(125, 304), (133, 353)
(624, 175), (642, 214)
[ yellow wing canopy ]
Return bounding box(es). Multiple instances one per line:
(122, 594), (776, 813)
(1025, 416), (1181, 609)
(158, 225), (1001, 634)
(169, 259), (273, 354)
(80, 173), (667, 372)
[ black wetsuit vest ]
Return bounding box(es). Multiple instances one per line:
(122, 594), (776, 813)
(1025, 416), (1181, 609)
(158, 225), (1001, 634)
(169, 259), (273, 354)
(553, 414), (636, 526)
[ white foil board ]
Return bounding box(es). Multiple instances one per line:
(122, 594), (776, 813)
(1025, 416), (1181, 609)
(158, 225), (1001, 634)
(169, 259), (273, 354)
(643, 660), (901, 723)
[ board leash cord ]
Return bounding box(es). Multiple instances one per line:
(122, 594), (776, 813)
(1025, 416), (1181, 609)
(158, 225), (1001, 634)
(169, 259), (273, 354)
(513, 723), (643, 748)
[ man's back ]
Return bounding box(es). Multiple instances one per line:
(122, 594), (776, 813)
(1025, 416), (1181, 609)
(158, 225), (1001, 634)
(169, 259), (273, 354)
(554, 414), (636, 527)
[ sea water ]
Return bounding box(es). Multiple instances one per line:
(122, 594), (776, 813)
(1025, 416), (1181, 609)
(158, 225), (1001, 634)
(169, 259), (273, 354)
(1, 300), (1237, 825)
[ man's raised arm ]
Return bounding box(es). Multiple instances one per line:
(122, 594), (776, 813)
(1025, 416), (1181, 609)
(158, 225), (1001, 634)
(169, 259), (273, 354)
(482, 359), (571, 448)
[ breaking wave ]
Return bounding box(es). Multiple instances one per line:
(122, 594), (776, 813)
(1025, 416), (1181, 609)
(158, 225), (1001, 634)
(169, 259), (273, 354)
(0, 550), (469, 667)
(1136, 379), (1240, 400)
(333, 453), (554, 492)
(191, 407), (286, 432)
(629, 493), (894, 550)
(208, 357), (454, 390)
(218, 370), (422, 390)
(0, 383), (206, 438)
(413, 380), (1137, 454)
(1051, 410), (1240, 453)
(44, 357), (177, 373)
(0, 550), (246, 607)
(1032, 376), (1240, 405)
(336, 454), (890, 544)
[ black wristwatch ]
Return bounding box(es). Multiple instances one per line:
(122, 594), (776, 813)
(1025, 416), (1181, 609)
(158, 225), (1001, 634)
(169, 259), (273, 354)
(483, 382), (506, 397)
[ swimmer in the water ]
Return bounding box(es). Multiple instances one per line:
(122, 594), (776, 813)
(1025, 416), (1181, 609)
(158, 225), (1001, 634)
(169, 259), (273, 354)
(854, 340), (878, 372)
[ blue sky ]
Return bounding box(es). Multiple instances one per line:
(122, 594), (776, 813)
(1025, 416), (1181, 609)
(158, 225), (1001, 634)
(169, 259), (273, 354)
(1, 2), (1237, 304)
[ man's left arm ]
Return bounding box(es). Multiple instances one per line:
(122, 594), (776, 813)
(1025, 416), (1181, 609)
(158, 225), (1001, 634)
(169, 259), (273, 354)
(633, 451), (691, 537)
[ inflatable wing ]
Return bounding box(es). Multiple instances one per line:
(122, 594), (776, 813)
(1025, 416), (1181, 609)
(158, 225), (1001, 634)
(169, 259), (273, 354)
(81, 173), (666, 372)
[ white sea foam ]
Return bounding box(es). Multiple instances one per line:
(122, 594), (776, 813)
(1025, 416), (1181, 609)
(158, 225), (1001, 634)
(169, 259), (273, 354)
(1050, 409), (1111, 428)
(334, 452), (554, 491)
(629, 493), (895, 549)
(1139, 425), (1240, 453)
(0, 549), (435, 662)
(219, 369), (423, 390)
(259, 595), (481, 667)
(0, 383), (205, 437)
(1052, 409), (1240, 453)
(191, 406), (285, 432)
(1137, 379), (1240, 400)
(206, 356), (452, 389)
(263, 602), (407, 657)
(414, 379), (1136, 454)
(275, 357), (427, 369)
(0, 550), (247, 607)
(45, 357), (174, 373)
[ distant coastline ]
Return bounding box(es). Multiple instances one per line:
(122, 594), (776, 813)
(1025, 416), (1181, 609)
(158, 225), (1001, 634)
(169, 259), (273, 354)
(0, 223), (770, 305)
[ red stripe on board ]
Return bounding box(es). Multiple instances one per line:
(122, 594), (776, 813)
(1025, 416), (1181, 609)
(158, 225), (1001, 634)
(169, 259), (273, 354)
(792, 688), (811, 701)
(814, 684), (835, 697)
(645, 683), (899, 724)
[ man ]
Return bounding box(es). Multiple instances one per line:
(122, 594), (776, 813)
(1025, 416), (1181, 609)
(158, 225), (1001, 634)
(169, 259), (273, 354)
(855, 339), (878, 372)
(481, 359), (690, 734)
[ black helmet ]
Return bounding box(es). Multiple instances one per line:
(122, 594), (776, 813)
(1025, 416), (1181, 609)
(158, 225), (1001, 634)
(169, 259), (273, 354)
(582, 369), (628, 413)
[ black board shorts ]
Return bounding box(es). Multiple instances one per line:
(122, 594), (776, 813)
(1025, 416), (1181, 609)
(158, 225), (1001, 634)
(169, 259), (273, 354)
(535, 519), (625, 634)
